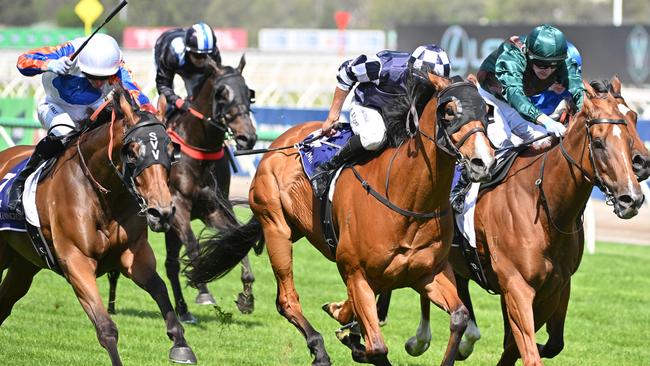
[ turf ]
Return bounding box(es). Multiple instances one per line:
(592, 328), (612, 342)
(0, 216), (648, 365)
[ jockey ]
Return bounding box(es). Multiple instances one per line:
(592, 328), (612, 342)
(154, 22), (222, 115)
(476, 24), (584, 156)
(311, 44), (451, 197)
(11, 33), (154, 215)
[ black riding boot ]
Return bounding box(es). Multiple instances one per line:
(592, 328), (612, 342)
(7, 135), (65, 216)
(311, 135), (365, 197)
(450, 165), (471, 213)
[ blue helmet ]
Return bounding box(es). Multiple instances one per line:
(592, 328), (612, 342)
(566, 41), (582, 73)
(185, 22), (217, 54)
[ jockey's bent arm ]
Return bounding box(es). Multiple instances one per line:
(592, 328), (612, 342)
(494, 50), (544, 123)
(16, 41), (75, 76)
(116, 63), (155, 112)
(336, 54), (382, 91)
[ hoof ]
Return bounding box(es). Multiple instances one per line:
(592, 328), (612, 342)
(178, 312), (198, 324)
(195, 292), (216, 305)
(235, 292), (254, 314)
(405, 336), (429, 357)
(170, 346), (197, 364)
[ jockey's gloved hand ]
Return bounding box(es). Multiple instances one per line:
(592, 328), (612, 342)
(174, 97), (189, 112)
(537, 114), (566, 137)
(46, 56), (73, 75)
(549, 99), (569, 121)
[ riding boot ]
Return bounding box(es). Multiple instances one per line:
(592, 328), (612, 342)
(7, 135), (65, 216)
(450, 165), (471, 213)
(311, 135), (365, 198)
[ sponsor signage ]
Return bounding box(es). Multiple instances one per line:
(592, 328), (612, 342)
(122, 26), (247, 50)
(397, 24), (650, 85)
(0, 28), (85, 48)
(258, 29), (385, 53)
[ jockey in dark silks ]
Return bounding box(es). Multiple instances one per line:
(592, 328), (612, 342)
(311, 44), (452, 197)
(11, 34), (154, 216)
(154, 22), (222, 116)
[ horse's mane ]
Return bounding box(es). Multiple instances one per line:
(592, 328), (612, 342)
(383, 73), (437, 147)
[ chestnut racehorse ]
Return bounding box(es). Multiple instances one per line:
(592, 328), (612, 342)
(400, 80), (645, 366)
(186, 74), (497, 365)
(0, 88), (196, 365)
(107, 56), (258, 322)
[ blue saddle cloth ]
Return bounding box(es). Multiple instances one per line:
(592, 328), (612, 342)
(0, 158), (29, 231)
(299, 124), (353, 180)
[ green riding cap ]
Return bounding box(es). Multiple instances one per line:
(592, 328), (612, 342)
(525, 24), (567, 64)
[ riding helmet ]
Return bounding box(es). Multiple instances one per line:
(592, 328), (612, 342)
(408, 44), (451, 79)
(185, 22), (217, 54)
(525, 24), (568, 65)
(77, 33), (122, 77)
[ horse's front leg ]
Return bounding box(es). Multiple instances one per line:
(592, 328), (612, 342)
(414, 262), (469, 366)
(121, 241), (197, 364)
(536, 281), (570, 359)
(497, 274), (541, 366)
(62, 249), (123, 366)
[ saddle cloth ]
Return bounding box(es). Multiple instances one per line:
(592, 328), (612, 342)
(298, 123), (353, 180)
(0, 158), (45, 231)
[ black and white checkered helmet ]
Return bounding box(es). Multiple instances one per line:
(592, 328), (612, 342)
(408, 44), (450, 78)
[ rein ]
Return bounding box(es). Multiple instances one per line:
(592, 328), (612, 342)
(536, 117), (627, 234)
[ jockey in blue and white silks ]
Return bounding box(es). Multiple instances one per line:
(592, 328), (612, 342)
(17, 33), (154, 136)
(310, 44), (451, 197)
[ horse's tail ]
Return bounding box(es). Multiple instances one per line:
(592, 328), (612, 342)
(185, 216), (264, 287)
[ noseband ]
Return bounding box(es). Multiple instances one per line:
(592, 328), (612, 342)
(200, 72), (252, 135)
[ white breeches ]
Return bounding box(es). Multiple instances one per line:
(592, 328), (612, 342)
(37, 101), (78, 137)
(349, 101), (387, 151)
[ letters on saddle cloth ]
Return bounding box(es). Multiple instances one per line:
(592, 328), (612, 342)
(0, 158), (63, 274)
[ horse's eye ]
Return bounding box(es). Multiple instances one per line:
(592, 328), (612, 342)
(592, 138), (605, 149)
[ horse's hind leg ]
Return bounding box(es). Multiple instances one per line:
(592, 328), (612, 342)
(0, 252), (40, 324)
(107, 270), (119, 314)
(262, 218), (331, 366)
(456, 273), (481, 360)
(122, 242), (196, 364)
(416, 262), (469, 366)
(235, 254), (255, 314)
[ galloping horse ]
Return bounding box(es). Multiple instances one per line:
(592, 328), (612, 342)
(108, 56), (257, 322)
(400, 80), (645, 366)
(0, 87), (197, 365)
(186, 74), (496, 365)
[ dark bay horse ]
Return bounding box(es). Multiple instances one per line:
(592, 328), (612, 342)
(186, 74), (496, 365)
(401, 80), (645, 366)
(0, 88), (196, 365)
(108, 56), (257, 323)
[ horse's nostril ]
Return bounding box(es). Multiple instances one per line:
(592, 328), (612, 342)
(470, 158), (486, 169)
(617, 194), (634, 207)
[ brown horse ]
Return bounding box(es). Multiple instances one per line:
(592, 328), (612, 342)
(108, 56), (258, 322)
(0, 88), (196, 365)
(399, 80), (645, 366)
(186, 74), (497, 365)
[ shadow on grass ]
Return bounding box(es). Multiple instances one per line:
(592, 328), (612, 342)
(111, 307), (265, 329)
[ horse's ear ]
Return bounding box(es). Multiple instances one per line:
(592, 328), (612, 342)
(118, 93), (137, 126)
(237, 54), (246, 73)
(427, 73), (449, 93)
(156, 96), (167, 123)
(466, 73), (479, 86)
(582, 80), (597, 99)
(610, 75), (622, 94)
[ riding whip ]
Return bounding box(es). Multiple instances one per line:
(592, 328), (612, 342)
(70, 0), (128, 61)
(234, 133), (323, 156)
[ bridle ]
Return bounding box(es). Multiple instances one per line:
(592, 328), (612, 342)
(536, 114), (628, 234)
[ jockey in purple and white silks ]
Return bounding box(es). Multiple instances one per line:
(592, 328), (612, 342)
(311, 44), (451, 197)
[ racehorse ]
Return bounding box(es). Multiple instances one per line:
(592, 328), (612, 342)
(186, 74), (497, 365)
(107, 55), (258, 323)
(0, 87), (197, 365)
(399, 80), (645, 366)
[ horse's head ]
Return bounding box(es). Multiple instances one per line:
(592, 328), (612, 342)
(604, 77), (650, 182)
(570, 81), (645, 218)
(112, 90), (179, 232)
(207, 56), (257, 150)
(428, 74), (495, 182)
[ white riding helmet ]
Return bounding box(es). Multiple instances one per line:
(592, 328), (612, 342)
(77, 33), (122, 77)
